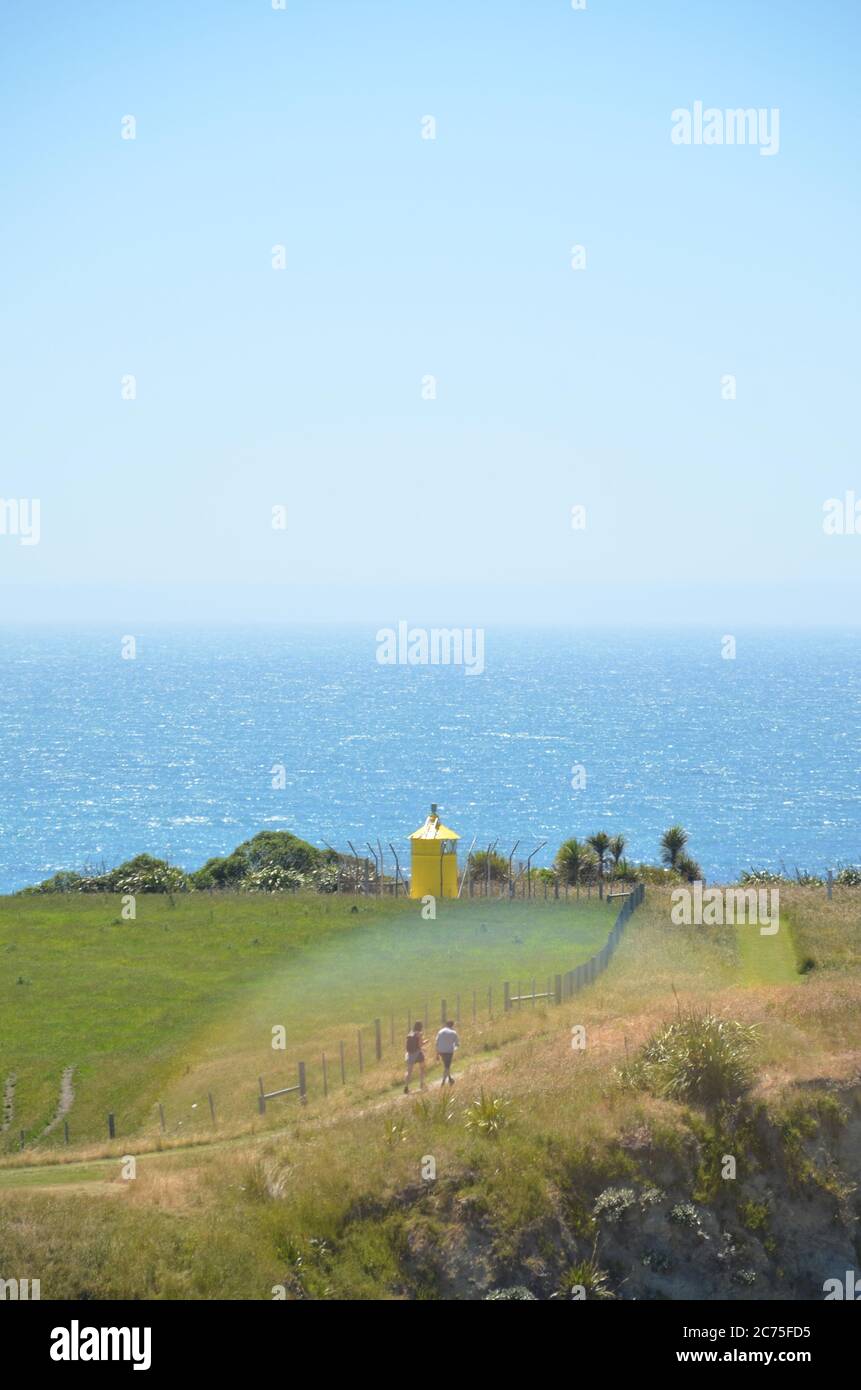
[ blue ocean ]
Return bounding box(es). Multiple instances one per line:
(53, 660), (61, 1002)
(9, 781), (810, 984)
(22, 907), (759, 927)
(0, 625), (858, 894)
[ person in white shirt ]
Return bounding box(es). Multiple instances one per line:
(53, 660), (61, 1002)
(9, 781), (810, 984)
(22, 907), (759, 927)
(435, 1020), (459, 1086)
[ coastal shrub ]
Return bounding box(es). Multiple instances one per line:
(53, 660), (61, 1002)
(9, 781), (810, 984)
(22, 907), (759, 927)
(619, 1010), (757, 1105)
(532, 867), (557, 886)
(593, 1186), (636, 1223)
(742, 866), (826, 886)
(243, 865), (306, 893)
(660, 825), (689, 869)
(410, 1092), (456, 1126)
(484, 1286), (536, 1300)
(738, 1199), (769, 1232)
(108, 857), (192, 894)
(310, 864), (340, 893)
(640, 1186), (664, 1208)
(836, 865), (861, 886)
(633, 863), (680, 886)
(21, 857), (192, 895)
(470, 850), (510, 884)
(612, 858), (637, 882)
(642, 1249), (672, 1272)
(675, 853), (703, 883)
(192, 830), (333, 889)
(739, 868), (785, 885)
(20, 871), (83, 894)
(555, 1258), (614, 1300)
(668, 1202), (702, 1231)
(556, 838), (597, 887)
(19, 830), (344, 895)
(464, 1089), (510, 1138)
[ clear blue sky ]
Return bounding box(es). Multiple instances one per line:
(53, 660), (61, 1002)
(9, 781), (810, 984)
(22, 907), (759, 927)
(1, 0), (859, 625)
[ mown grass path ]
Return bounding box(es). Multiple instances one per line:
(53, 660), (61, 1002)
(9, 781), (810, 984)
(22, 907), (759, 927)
(735, 916), (799, 986)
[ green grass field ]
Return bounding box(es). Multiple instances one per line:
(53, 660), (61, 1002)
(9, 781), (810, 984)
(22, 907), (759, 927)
(0, 891), (614, 1151)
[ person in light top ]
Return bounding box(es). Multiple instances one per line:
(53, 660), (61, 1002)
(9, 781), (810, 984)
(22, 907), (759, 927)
(435, 1020), (459, 1086)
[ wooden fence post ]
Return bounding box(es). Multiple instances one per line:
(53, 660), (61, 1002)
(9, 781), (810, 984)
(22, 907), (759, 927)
(208, 1092), (216, 1126)
(375, 1019), (382, 1061)
(504, 982), (511, 1012)
(63, 1119), (69, 1145)
(358, 1030), (364, 1074)
(108, 1113), (116, 1139)
(298, 1061), (307, 1104)
(159, 1103), (166, 1133)
(258, 1078), (266, 1115)
(339, 1041), (346, 1084)
(322, 1052), (328, 1097)
(555, 974), (562, 1005)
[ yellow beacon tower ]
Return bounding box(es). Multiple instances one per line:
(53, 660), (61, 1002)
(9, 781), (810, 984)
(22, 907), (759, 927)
(409, 804), (460, 899)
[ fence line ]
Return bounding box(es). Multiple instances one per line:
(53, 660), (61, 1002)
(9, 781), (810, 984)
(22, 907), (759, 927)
(277, 846), (638, 899)
(214, 884), (646, 1131)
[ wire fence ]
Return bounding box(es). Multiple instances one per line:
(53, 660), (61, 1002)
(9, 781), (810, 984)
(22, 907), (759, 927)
(294, 838), (636, 900)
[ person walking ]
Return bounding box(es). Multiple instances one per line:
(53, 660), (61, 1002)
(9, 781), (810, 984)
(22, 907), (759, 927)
(435, 1019), (459, 1086)
(404, 1021), (427, 1093)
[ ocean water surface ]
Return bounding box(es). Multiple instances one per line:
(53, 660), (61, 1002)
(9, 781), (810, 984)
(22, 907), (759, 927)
(0, 625), (858, 893)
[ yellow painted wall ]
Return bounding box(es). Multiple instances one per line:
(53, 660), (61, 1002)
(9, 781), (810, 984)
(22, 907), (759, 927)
(410, 841), (458, 899)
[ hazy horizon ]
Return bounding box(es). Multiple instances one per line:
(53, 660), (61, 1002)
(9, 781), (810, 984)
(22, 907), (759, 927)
(3, 580), (860, 628)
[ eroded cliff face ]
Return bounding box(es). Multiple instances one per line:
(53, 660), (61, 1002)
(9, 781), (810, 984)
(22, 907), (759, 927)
(390, 1081), (861, 1300)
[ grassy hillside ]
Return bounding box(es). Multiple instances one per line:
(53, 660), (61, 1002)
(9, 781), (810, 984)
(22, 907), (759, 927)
(0, 892), (613, 1149)
(0, 886), (858, 1300)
